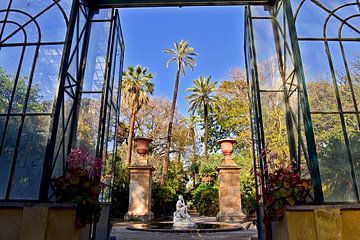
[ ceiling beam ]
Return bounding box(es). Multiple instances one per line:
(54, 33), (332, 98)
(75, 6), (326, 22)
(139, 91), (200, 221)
(92, 0), (274, 8)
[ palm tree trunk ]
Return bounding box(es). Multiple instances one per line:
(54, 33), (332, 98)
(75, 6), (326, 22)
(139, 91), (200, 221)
(204, 104), (208, 162)
(161, 60), (181, 185)
(126, 106), (137, 166)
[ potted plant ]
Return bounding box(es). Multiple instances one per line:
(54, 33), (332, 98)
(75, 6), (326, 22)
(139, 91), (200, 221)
(53, 148), (103, 228)
(257, 149), (312, 238)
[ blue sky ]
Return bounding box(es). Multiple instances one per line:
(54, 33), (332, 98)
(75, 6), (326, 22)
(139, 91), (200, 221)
(119, 6), (245, 114)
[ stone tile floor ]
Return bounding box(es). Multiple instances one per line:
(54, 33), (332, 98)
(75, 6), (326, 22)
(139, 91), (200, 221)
(110, 216), (258, 240)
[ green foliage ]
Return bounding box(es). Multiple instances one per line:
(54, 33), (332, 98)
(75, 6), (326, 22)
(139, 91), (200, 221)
(163, 40), (198, 76)
(152, 182), (178, 218)
(152, 160), (188, 218)
(122, 65), (154, 110)
(111, 157), (129, 219)
(192, 183), (219, 216)
(240, 174), (256, 215)
(198, 154), (221, 183)
(0, 67), (43, 113)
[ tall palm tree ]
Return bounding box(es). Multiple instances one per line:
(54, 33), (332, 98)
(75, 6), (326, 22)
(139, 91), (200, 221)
(161, 40), (198, 185)
(186, 76), (219, 162)
(122, 65), (154, 165)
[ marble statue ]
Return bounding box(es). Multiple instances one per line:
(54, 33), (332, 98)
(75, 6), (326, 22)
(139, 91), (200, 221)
(173, 195), (196, 228)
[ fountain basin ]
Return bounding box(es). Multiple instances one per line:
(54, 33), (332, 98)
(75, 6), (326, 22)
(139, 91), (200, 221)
(127, 222), (243, 232)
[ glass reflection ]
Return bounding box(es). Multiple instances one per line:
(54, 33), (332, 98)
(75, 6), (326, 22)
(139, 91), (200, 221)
(10, 116), (50, 200)
(83, 22), (110, 91)
(77, 93), (102, 154)
(28, 45), (63, 113)
(0, 117), (21, 199)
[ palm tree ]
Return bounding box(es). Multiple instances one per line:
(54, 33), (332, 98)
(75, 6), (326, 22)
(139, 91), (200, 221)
(161, 40), (198, 185)
(122, 65), (154, 165)
(186, 76), (219, 162)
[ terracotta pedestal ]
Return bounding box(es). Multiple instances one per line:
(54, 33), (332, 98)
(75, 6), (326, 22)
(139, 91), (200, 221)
(125, 137), (154, 221)
(125, 166), (154, 221)
(216, 138), (245, 222)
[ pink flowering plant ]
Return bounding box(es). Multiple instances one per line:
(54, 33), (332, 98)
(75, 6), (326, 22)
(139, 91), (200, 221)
(53, 148), (104, 227)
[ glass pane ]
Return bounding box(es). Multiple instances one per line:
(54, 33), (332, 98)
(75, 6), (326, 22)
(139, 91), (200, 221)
(11, 1), (54, 17)
(82, 22), (110, 92)
(92, 8), (112, 20)
(59, 0), (73, 17)
(0, 46), (36, 113)
(313, 114), (357, 202)
(1, 22), (25, 44)
(51, 102), (64, 179)
(260, 92), (289, 154)
(345, 114), (360, 193)
(0, 117), (21, 199)
(36, 3), (68, 42)
(112, 40), (122, 106)
(77, 93), (102, 155)
(27, 45), (63, 113)
(0, 1), (8, 9)
(10, 116), (51, 200)
(0, 46), (23, 79)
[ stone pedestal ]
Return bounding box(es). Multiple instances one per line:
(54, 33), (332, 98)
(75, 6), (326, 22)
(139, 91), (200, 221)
(217, 166), (246, 222)
(125, 166), (154, 221)
(125, 137), (154, 221)
(216, 138), (245, 222)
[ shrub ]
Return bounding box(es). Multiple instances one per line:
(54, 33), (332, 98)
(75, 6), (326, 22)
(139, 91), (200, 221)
(151, 182), (178, 218)
(111, 159), (129, 219)
(241, 174), (256, 216)
(193, 183), (219, 216)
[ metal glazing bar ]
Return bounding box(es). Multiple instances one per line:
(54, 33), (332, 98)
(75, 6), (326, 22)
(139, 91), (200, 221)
(0, 113), (52, 116)
(0, 1), (62, 44)
(0, 0), (12, 42)
(338, 14), (360, 129)
(247, 6), (268, 180)
(98, 8), (116, 158)
(311, 1), (360, 35)
(0, 21), (27, 156)
(0, 41), (65, 47)
(5, 13), (42, 200)
(298, 37), (360, 42)
(270, 4), (298, 170)
(311, 111), (360, 114)
(284, 0), (324, 203)
(39, 0), (80, 201)
(68, 9), (93, 149)
(323, 7), (360, 201)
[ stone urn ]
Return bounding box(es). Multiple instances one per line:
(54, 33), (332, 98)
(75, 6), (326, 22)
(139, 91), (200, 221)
(217, 138), (237, 166)
(134, 137), (152, 165)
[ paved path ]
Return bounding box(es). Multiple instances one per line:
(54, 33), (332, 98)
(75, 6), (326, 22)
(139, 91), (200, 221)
(110, 216), (258, 240)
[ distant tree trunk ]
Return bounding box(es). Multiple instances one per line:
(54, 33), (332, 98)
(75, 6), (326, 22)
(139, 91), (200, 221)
(204, 103), (209, 162)
(191, 124), (196, 186)
(161, 60), (181, 185)
(126, 106), (137, 165)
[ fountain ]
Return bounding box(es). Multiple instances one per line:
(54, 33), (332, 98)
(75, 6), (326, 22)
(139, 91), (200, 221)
(128, 195), (247, 232)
